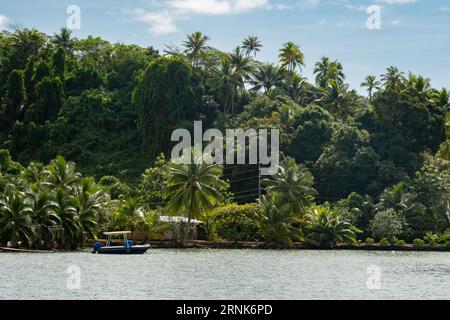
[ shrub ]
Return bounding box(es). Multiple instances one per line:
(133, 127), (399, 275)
(395, 240), (406, 246)
(444, 241), (450, 248)
(365, 237), (375, 245)
(413, 239), (425, 248)
(439, 230), (450, 244)
(379, 238), (391, 246)
(209, 203), (262, 241)
(423, 232), (439, 246)
(370, 209), (406, 243)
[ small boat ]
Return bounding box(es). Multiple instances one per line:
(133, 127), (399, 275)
(92, 231), (150, 255)
(0, 247), (55, 254)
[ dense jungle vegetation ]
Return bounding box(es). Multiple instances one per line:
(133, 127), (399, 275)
(1, 27), (450, 248)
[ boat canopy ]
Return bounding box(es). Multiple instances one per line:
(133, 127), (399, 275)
(104, 231), (132, 236)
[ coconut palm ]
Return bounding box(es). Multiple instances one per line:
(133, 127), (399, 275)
(241, 36), (262, 57)
(258, 195), (303, 246)
(314, 57), (345, 88)
(279, 42), (305, 93)
(306, 206), (357, 247)
(381, 66), (405, 91)
(115, 198), (144, 239)
(208, 57), (241, 114)
(249, 63), (284, 92)
(72, 178), (104, 244)
(318, 80), (351, 115)
(52, 27), (75, 51)
(54, 187), (78, 247)
(263, 157), (317, 215)
(0, 191), (34, 246)
(229, 46), (254, 85)
(47, 156), (81, 191)
(165, 154), (224, 241)
(432, 88), (450, 110)
(183, 32), (210, 68)
(26, 184), (60, 246)
(361, 75), (381, 102)
(405, 73), (433, 102)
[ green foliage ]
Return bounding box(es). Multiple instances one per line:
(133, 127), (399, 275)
(209, 203), (261, 241)
(395, 239), (406, 246)
(378, 238), (390, 246)
(365, 237), (375, 244)
(306, 205), (359, 247)
(370, 209), (407, 243)
(413, 238), (425, 248)
(133, 57), (203, 157)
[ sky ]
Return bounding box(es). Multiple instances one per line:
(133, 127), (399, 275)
(1, 0), (449, 93)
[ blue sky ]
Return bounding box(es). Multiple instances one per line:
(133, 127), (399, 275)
(1, 0), (449, 93)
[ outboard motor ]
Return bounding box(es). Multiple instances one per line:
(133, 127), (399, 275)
(124, 240), (134, 248)
(92, 242), (103, 254)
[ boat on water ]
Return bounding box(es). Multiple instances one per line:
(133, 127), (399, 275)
(92, 231), (151, 255)
(0, 247), (55, 253)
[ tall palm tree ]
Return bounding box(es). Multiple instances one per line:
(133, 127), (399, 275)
(263, 157), (317, 215)
(165, 156), (224, 241)
(52, 27), (75, 51)
(279, 42), (305, 94)
(241, 36), (262, 57)
(361, 75), (381, 102)
(249, 63), (284, 93)
(229, 46), (254, 86)
(0, 191), (34, 246)
(183, 32), (210, 68)
(405, 74), (433, 102)
(381, 66), (405, 91)
(208, 57), (241, 114)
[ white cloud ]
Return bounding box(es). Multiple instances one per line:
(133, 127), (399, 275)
(132, 0), (270, 35)
(377, 0), (416, 4)
(0, 15), (8, 30)
(134, 9), (178, 35)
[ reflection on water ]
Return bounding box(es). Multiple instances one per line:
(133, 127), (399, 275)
(1, 249), (450, 300)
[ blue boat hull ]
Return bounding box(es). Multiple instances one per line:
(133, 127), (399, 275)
(94, 245), (150, 255)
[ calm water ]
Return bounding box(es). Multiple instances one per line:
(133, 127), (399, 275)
(1, 249), (450, 300)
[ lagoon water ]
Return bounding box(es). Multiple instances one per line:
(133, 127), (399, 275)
(1, 249), (450, 300)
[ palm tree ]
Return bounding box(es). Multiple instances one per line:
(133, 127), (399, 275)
(249, 63), (284, 92)
(26, 184), (60, 247)
(258, 195), (303, 246)
(279, 42), (305, 93)
(47, 156), (81, 191)
(183, 32), (210, 68)
(241, 36), (262, 57)
(208, 57), (241, 114)
(381, 66), (405, 91)
(0, 191), (34, 247)
(115, 198), (144, 240)
(52, 27), (75, 51)
(405, 74), (433, 102)
(318, 80), (351, 115)
(361, 75), (381, 102)
(314, 57), (345, 88)
(432, 88), (450, 111)
(263, 157), (317, 215)
(165, 155), (224, 241)
(54, 187), (78, 247)
(306, 206), (357, 248)
(229, 46), (254, 86)
(272, 104), (297, 133)
(72, 178), (104, 246)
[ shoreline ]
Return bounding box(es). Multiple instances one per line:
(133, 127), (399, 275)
(3, 240), (448, 253)
(146, 240), (450, 252)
